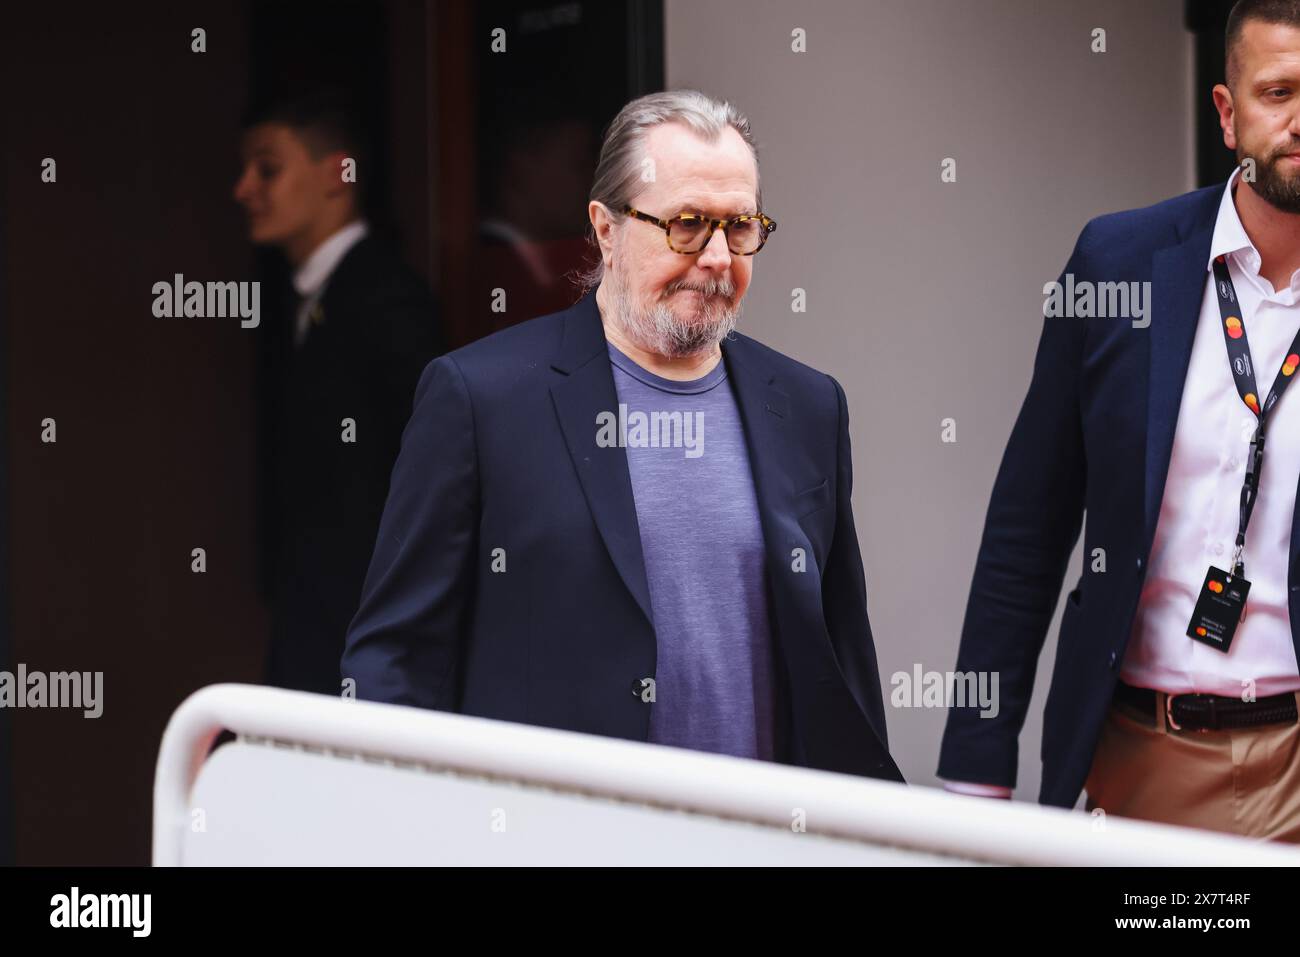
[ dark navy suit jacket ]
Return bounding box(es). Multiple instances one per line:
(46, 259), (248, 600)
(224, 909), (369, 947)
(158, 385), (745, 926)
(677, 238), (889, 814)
(342, 290), (904, 783)
(938, 182), (1300, 807)
(258, 236), (443, 695)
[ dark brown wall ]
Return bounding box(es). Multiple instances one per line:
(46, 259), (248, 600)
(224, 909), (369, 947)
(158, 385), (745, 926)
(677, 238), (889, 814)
(3, 2), (265, 864)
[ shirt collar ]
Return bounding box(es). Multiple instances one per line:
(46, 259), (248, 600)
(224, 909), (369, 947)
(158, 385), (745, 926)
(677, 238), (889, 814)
(293, 220), (369, 297)
(1206, 166), (1258, 273)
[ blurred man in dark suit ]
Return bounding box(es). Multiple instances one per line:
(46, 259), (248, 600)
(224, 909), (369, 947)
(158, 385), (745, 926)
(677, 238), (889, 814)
(234, 90), (444, 695)
(472, 108), (597, 337)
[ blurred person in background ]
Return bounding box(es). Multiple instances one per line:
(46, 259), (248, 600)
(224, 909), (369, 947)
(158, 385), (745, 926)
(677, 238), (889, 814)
(234, 88), (445, 695)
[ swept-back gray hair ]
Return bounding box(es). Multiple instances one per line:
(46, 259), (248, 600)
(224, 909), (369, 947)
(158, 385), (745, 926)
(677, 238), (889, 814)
(573, 89), (761, 294)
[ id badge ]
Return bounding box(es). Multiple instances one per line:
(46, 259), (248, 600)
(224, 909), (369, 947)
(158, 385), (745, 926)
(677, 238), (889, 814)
(1185, 566), (1251, 653)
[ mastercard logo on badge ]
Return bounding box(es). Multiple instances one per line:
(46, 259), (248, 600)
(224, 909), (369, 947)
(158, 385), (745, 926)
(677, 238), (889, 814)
(1196, 626), (1208, 637)
(1208, 580), (1224, 594)
(1225, 316), (1243, 339)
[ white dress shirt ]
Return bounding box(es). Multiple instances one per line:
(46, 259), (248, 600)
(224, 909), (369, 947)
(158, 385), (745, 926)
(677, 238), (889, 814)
(1123, 168), (1300, 698)
(292, 219), (369, 347)
(943, 171), (1300, 798)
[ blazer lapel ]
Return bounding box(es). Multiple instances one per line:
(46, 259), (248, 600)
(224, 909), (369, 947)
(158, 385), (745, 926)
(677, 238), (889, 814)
(723, 336), (834, 681)
(720, 336), (795, 517)
(1291, 476), (1300, 650)
(725, 335), (898, 776)
(548, 293), (655, 627)
(1143, 197), (1219, 551)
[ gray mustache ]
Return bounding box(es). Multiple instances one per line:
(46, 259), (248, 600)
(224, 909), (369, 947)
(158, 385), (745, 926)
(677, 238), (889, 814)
(667, 279), (735, 297)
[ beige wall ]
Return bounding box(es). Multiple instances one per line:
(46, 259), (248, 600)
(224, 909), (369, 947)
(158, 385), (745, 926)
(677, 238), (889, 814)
(668, 0), (1195, 801)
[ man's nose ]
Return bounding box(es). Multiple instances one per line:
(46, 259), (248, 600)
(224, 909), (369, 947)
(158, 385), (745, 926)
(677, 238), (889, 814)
(232, 169), (252, 205)
(696, 225), (732, 269)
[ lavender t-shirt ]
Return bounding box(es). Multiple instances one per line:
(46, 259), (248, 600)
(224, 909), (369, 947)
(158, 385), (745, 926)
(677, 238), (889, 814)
(607, 341), (777, 760)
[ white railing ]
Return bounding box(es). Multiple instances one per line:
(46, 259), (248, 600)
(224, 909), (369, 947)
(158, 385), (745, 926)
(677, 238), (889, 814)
(153, 683), (1300, 866)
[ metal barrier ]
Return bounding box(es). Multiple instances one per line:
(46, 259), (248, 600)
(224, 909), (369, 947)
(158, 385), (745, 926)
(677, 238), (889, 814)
(153, 683), (1300, 866)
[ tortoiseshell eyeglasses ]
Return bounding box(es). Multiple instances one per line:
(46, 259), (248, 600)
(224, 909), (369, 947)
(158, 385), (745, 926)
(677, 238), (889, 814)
(623, 206), (778, 255)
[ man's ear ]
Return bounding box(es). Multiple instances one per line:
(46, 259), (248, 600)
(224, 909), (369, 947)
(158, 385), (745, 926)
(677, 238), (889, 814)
(588, 201), (617, 268)
(1212, 83), (1238, 152)
(318, 149), (355, 198)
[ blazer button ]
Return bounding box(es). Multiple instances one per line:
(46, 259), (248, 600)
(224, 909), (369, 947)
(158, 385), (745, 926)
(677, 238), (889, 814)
(1108, 650), (1118, 669)
(1136, 557), (1144, 570)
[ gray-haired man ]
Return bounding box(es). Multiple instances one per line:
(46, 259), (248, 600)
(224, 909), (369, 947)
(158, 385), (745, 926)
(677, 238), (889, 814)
(342, 90), (904, 783)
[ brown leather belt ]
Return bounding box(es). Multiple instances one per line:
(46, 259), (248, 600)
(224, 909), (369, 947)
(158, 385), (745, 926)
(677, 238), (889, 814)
(1114, 680), (1298, 732)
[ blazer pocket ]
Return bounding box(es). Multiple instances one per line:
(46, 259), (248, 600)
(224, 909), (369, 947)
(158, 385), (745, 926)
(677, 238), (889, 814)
(794, 477), (830, 517)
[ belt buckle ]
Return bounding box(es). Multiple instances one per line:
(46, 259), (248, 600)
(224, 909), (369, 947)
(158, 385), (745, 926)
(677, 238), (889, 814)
(1165, 692), (1183, 731)
(1166, 693), (1216, 733)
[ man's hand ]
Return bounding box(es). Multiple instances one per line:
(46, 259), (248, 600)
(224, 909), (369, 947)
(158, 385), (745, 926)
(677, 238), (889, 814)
(942, 780), (1013, 799)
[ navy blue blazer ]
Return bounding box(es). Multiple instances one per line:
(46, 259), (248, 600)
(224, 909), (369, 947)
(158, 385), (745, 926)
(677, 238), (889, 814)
(938, 182), (1300, 807)
(342, 290), (904, 783)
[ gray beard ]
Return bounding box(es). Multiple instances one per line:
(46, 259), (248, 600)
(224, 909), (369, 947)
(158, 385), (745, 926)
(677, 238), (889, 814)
(607, 269), (741, 360)
(1240, 143), (1300, 214)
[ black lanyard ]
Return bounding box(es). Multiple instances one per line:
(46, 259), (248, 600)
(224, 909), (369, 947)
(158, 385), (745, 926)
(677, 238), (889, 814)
(1210, 255), (1300, 578)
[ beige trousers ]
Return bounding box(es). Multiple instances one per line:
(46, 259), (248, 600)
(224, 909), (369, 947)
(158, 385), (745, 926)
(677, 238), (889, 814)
(1083, 691), (1300, 843)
